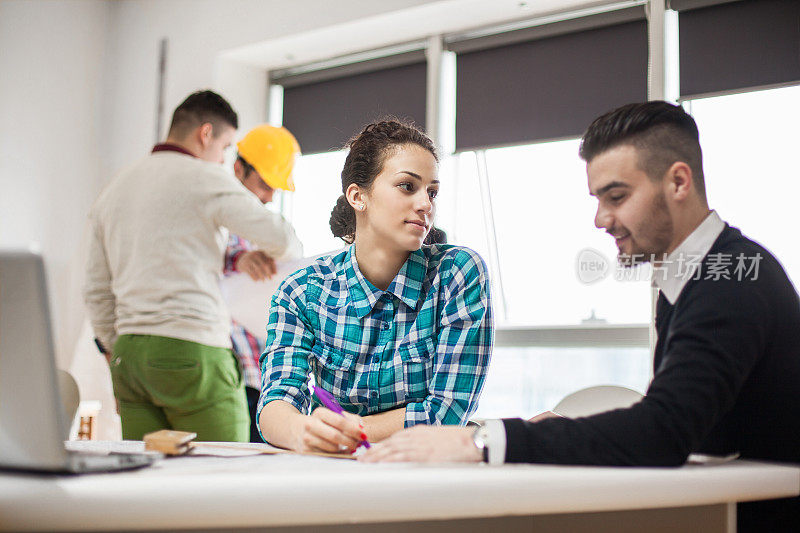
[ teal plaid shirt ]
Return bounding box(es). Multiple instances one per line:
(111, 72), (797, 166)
(258, 244), (493, 427)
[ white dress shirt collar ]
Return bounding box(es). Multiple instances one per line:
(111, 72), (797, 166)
(652, 210), (726, 304)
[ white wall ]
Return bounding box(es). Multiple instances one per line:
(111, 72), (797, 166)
(103, 0), (439, 172)
(0, 0), (113, 365)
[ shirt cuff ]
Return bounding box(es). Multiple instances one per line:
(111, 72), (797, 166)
(483, 418), (507, 465)
(228, 250), (245, 272)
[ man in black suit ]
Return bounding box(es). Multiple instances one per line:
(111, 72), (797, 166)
(361, 101), (800, 531)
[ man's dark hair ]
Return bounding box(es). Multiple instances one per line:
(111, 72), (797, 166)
(236, 155), (255, 177)
(579, 101), (706, 198)
(168, 90), (238, 139)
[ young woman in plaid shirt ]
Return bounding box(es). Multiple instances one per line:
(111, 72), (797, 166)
(258, 120), (494, 455)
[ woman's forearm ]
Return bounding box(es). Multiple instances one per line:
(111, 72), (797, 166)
(258, 400), (306, 450)
(363, 406), (407, 442)
(260, 398), (364, 454)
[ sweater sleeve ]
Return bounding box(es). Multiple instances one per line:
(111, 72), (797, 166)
(204, 172), (303, 261)
(502, 274), (770, 466)
(83, 218), (118, 352)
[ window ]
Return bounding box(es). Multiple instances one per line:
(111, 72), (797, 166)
(683, 84), (800, 287)
(451, 141), (652, 326)
(443, 9), (653, 418)
(474, 346), (650, 419)
(447, 140), (652, 418)
(282, 150), (347, 256)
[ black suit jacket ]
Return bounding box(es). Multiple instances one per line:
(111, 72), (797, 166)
(502, 225), (800, 530)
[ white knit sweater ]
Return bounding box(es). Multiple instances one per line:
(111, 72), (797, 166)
(84, 151), (302, 351)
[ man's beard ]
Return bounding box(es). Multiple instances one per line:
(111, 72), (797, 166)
(617, 192), (673, 268)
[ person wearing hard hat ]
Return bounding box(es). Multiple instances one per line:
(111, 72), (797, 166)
(222, 124), (301, 442)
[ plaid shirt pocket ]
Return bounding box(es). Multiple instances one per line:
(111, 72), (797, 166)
(398, 336), (435, 401)
(310, 344), (357, 402)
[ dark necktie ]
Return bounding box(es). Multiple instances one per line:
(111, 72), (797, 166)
(654, 291), (675, 369)
(655, 291), (674, 331)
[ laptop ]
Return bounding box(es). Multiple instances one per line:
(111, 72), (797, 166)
(0, 249), (157, 473)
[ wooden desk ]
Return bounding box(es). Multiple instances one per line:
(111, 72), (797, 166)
(0, 442), (797, 532)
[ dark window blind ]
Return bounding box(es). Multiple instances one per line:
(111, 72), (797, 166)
(454, 19), (648, 152)
(678, 0), (800, 98)
(279, 61), (427, 155)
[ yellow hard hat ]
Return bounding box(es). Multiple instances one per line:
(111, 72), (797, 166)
(236, 125), (301, 192)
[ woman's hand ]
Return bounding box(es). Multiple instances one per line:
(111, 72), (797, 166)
(358, 426), (480, 463)
(291, 407), (366, 455)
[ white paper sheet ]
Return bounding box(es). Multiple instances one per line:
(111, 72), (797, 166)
(219, 251), (339, 340)
(189, 441), (286, 457)
(65, 439), (148, 454)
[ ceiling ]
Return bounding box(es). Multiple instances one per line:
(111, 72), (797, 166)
(220, 0), (635, 71)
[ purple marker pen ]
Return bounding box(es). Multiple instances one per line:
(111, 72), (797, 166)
(312, 385), (371, 449)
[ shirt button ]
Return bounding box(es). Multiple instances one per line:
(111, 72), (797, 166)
(381, 322), (390, 330)
(370, 391), (378, 399)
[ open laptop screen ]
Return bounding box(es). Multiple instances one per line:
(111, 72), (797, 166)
(0, 250), (72, 470)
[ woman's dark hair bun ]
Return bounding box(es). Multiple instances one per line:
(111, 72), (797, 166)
(329, 194), (356, 244)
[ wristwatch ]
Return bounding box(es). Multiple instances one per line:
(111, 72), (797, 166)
(471, 423), (490, 463)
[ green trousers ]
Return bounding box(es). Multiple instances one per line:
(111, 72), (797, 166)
(111, 334), (249, 442)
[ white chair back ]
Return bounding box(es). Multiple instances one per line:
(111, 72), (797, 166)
(553, 385), (643, 418)
(57, 369), (81, 429)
